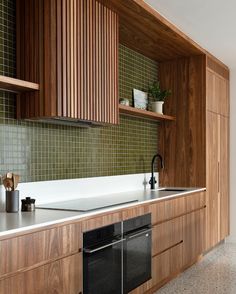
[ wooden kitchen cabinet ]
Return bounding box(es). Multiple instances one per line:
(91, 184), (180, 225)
(206, 66), (229, 116)
(206, 111), (230, 249)
(0, 223), (80, 278)
(183, 208), (206, 266)
(0, 253), (82, 294)
(206, 111), (220, 249)
(220, 116), (230, 240)
(151, 242), (183, 288)
(206, 58), (230, 250)
(17, 0), (119, 125)
(152, 217), (183, 256)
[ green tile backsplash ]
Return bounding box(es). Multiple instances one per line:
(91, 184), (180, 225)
(0, 0), (159, 183)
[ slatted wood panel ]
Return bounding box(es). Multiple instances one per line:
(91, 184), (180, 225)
(17, 0), (119, 125)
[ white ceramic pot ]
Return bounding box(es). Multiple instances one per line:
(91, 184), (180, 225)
(152, 101), (164, 114)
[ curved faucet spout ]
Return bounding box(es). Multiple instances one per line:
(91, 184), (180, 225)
(149, 153), (164, 190)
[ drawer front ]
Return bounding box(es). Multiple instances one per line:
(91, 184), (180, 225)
(82, 212), (122, 232)
(151, 242), (183, 287)
(0, 223), (80, 278)
(0, 253), (82, 294)
(152, 217), (183, 256)
(122, 205), (150, 221)
(150, 196), (185, 224)
(185, 192), (206, 212)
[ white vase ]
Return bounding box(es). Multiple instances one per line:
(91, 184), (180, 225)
(152, 101), (164, 114)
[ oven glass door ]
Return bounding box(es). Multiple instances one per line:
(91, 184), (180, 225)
(83, 240), (122, 294)
(123, 228), (152, 293)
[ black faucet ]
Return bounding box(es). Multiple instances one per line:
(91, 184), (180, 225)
(149, 153), (164, 190)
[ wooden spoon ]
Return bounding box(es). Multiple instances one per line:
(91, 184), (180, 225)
(3, 177), (13, 191)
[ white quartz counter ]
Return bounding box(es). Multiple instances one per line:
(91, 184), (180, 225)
(0, 187), (206, 238)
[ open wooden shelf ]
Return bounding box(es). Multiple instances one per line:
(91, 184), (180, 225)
(119, 104), (175, 122)
(0, 75), (39, 93)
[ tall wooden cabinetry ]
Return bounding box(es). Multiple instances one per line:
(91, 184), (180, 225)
(17, 0), (119, 125)
(206, 59), (229, 250)
(158, 55), (229, 252)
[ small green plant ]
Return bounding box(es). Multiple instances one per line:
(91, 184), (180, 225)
(148, 81), (171, 102)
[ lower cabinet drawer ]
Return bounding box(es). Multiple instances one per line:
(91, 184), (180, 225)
(151, 242), (183, 287)
(150, 197), (185, 225)
(152, 216), (183, 256)
(0, 223), (80, 278)
(0, 253), (82, 294)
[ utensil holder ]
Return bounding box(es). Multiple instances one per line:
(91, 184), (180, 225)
(6, 190), (19, 213)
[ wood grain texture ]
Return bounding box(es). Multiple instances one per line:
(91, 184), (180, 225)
(159, 56), (206, 187)
(183, 208), (206, 266)
(0, 224), (80, 279)
(207, 56), (229, 80)
(220, 116), (230, 240)
(17, 0), (119, 125)
(206, 111), (220, 250)
(0, 253), (82, 294)
(152, 217), (183, 256)
(150, 196), (185, 225)
(122, 205), (151, 221)
(185, 192), (206, 212)
(151, 242), (183, 288)
(119, 105), (175, 122)
(0, 76), (39, 93)
(98, 0), (204, 61)
(82, 211), (122, 232)
(206, 68), (229, 116)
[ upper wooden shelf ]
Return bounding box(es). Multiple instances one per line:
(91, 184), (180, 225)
(119, 104), (175, 122)
(0, 75), (39, 93)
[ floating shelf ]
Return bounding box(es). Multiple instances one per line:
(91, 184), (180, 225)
(0, 75), (39, 93)
(119, 104), (175, 122)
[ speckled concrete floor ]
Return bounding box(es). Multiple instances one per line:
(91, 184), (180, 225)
(155, 243), (236, 294)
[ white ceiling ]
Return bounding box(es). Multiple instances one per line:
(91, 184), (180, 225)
(145, 0), (236, 69)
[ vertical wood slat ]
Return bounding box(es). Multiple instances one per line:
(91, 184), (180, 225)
(70, 0), (74, 118)
(62, 0), (67, 117)
(17, 0), (119, 125)
(79, 0), (84, 120)
(66, 0), (71, 117)
(57, 0), (62, 117)
(74, 0), (77, 118)
(98, 1), (102, 122)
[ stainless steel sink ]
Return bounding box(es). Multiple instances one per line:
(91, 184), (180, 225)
(158, 188), (189, 192)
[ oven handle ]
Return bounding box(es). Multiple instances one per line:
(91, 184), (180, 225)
(126, 228), (152, 240)
(84, 238), (125, 254)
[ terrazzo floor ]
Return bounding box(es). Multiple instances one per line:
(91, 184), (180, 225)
(155, 243), (236, 294)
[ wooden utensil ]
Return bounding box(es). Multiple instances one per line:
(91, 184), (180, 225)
(12, 174), (20, 190)
(3, 177), (13, 191)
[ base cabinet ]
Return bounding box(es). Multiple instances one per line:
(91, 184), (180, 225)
(183, 208), (206, 266)
(151, 242), (183, 287)
(0, 253), (82, 294)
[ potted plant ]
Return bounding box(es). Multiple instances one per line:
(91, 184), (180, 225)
(148, 81), (171, 114)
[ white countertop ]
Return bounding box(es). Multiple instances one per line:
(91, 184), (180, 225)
(0, 187), (206, 238)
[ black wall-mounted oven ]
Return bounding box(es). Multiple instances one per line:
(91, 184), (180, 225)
(83, 214), (152, 294)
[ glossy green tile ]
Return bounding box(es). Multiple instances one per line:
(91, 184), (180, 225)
(0, 0), (159, 183)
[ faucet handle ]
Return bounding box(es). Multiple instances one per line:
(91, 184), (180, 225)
(149, 177), (157, 185)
